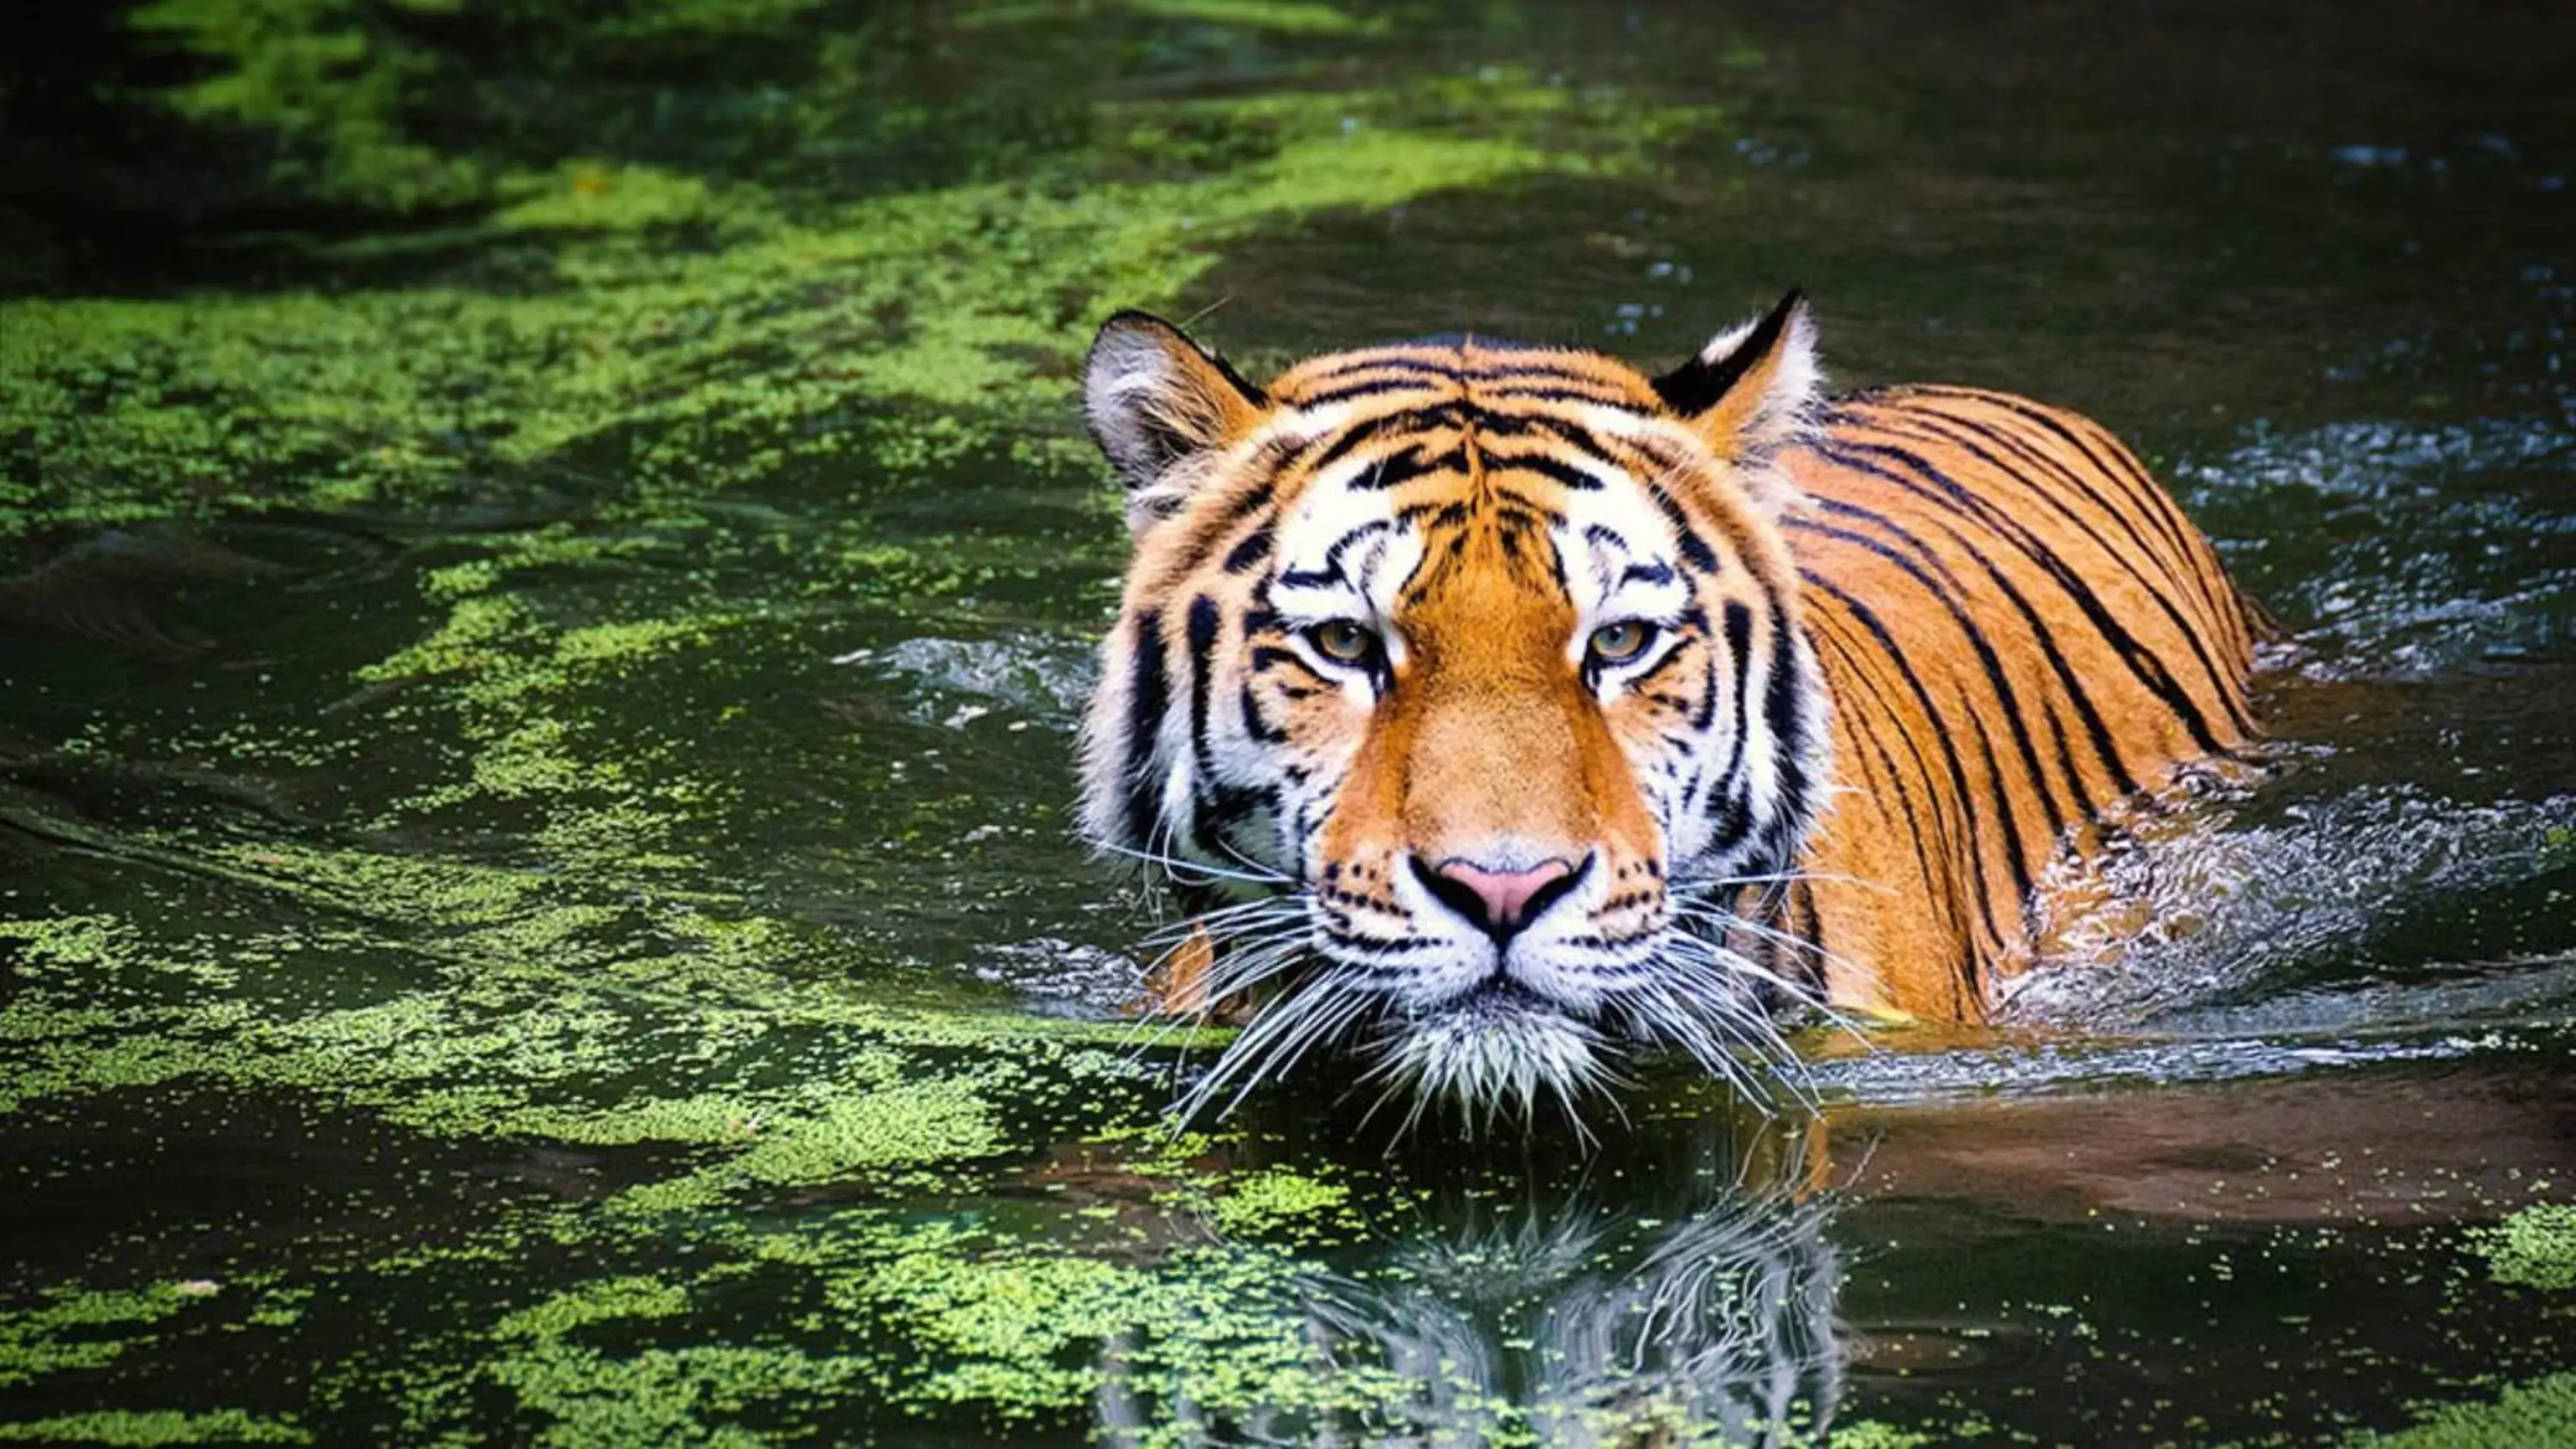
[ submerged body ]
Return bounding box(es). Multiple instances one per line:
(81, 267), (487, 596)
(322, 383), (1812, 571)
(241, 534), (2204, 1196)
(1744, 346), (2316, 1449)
(1759, 385), (2257, 1018)
(1077, 294), (2257, 1114)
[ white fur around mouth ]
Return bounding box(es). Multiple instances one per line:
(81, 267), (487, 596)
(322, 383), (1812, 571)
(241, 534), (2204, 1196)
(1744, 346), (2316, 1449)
(1382, 988), (1607, 1118)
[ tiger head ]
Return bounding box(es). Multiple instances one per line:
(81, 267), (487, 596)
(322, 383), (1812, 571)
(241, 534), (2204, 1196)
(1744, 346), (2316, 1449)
(1078, 293), (1833, 1119)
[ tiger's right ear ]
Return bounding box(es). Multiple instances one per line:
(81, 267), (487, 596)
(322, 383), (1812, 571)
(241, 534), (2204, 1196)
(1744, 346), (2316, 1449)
(1083, 311), (1272, 534)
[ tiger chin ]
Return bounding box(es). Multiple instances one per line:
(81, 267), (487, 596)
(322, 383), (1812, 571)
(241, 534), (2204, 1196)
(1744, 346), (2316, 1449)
(1075, 291), (2261, 1125)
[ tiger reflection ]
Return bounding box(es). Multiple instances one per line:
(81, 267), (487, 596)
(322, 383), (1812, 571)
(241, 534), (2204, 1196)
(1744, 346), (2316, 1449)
(1089, 1107), (1846, 1447)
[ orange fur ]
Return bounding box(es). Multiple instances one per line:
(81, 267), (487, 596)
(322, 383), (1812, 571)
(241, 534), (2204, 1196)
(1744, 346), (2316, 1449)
(1078, 299), (2257, 1087)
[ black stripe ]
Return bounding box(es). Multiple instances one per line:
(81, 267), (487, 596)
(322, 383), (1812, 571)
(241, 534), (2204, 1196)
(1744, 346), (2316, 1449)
(1644, 479), (1723, 573)
(1347, 444), (1464, 491)
(1619, 636), (1696, 697)
(1710, 601), (1753, 733)
(1804, 494), (2138, 798)
(1906, 386), (2216, 614)
(1697, 601), (1759, 850)
(1484, 383), (1638, 405)
(1185, 595), (1224, 787)
(1296, 354), (1605, 386)
(1789, 881), (1826, 997)
(1802, 609), (1963, 939)
(1297, 415), (1406, 477)
(1120, 609), (1170, 848)
(1223, 521), (1273, 573)
(1852, 401), (2251, 736)
(1240, 683), (1287, 743)
(1758, 594), (1818, 870)
(1278, 519), (1393, 590)
(1814, 438), (2233, 756)
(1295, 376), (1452, 408)
(1785, 507), (2078, 837)
(1881, 397), (2204, 609)
(1166, 475), (1279, 582)
(1485, 450), (1605, 491)
(1249, 644), (1328, 683)
(1804, 575), (2014, 962)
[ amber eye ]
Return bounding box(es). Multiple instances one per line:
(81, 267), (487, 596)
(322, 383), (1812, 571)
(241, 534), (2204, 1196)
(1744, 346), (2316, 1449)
(1309, 619), (1379, 664)
(1588, 621), (1656, 666)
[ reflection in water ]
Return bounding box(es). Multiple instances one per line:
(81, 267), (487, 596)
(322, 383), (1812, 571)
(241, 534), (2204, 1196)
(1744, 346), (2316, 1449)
(0, 517), (398, 658)
(1098, 1109), (1847, 1447)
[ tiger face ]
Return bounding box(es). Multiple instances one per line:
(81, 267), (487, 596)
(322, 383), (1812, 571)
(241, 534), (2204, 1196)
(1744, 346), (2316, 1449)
(1079, 294), (1832, 1119)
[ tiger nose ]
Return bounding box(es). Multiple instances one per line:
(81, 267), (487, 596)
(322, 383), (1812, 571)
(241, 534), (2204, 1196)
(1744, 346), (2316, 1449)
(1411, 854), (1587, 942)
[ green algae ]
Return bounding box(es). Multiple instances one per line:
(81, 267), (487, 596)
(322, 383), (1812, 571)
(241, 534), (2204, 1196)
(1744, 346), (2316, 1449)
(2472, 1203), (2576, 1292)
(128, 0), (483, 212)
(1125, 0), (1388, 36)
(1203, 1165), (1352, 1239)
(491, 1277), (692, 1340)
(829, 1226), (1425, 1433)
(3, 15), (1679, 539)
(2349, 1373), (2576, 1448)
(855, 1244), (1151, 1417)
(0, 1285), (207, 1390)
(1818, 1427), (1935, 1449)
(1, 112), (1575, 527)
(0, 1410), (309, 1446)
(485, 1343), (866, 1448)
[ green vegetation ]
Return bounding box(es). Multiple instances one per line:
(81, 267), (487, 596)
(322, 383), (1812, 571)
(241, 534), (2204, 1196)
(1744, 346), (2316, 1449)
(2350, 1373), (2576, 1448)
(7, 1), (2568, 1446)
(2473, 1203), (2576, 1292)
(0, 1410), (309, 1446)
(0, 2), (1724, 1440)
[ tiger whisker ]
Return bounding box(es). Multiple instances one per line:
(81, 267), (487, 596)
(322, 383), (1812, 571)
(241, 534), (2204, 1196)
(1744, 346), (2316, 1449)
(1168, 970), (1369, 1132)
(1661, 905), (1876, 1053)
(1100, 838), (1292, 887)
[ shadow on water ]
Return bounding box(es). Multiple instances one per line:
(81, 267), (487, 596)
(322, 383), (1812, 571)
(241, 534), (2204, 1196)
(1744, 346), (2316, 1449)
(2, 0), (2573, 1443)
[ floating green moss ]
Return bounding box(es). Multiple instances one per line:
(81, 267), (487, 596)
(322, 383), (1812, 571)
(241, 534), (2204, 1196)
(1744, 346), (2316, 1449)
(127, 0), (483, 211)
(492, 1277), (693, 1340)
(486, 1343), (866, 1448)
(2471, 1203), (2576, 1292)
(0, 1284), (205, 1390)
(0, 3), (1748, 1444)
(2349, 1373), (2576, 1448)
(1125, 0), (1388, 37)
(1204, 1167), (1352, 1239)
(2, 63), (1666, 540)
(0, 1410), (309, 1446)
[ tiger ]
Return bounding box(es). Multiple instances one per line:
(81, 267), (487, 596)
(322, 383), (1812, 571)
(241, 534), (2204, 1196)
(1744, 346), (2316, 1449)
(1075, 290), (2260, 1118)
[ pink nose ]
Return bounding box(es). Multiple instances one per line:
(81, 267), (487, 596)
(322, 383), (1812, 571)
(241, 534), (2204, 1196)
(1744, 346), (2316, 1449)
(1414, 855), (1582, 940)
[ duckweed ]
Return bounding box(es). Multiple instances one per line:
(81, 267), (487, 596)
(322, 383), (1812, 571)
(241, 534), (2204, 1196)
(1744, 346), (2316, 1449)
(0, 1411), (310, 1446)
(2474, 1203), (2576, 1292)
(8, 1), (2570, 1446)
(2352, 1373), (2576, 1448)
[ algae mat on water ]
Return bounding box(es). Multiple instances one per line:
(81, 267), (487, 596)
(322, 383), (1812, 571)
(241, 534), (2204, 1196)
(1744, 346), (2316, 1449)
(0, 1), (1793, 1441)
(6, 0), (2575, 1444)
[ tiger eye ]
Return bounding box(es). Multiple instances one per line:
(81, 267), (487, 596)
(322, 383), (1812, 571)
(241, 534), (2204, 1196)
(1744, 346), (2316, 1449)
(1589, 621), (1654, 664)
(1311, 619), (1377, 664)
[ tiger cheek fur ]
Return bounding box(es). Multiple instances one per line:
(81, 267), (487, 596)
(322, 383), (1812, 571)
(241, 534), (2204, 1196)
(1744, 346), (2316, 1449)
(1076, 290), (2259, 1121)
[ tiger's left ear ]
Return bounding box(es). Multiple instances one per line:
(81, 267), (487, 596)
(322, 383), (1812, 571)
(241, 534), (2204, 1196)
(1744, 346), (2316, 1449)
(1083, 310), (1273, 536)
(1651, 289), (1822, 464)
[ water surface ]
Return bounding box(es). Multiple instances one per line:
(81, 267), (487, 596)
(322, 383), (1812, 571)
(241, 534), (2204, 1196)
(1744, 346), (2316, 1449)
(2, 1), (2571, 1443)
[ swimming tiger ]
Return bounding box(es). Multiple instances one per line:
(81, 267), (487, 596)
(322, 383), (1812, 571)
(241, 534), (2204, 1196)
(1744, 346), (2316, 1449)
(1076, 291), (2260, 1116)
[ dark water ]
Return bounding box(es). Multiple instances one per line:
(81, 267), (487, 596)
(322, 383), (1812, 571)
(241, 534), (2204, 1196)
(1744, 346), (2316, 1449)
(2, 2), (2571, 1444)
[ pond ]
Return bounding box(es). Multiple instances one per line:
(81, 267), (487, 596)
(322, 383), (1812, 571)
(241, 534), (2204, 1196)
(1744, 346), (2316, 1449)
(2, 1), (2572, 1444)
